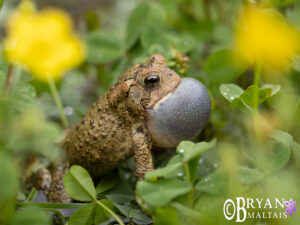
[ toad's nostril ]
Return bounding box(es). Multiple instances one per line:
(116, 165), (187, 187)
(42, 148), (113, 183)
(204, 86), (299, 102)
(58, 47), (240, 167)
(147, 78), (211, 148)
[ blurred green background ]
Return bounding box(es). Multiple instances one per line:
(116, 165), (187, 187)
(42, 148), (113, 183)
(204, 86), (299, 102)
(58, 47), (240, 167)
(0, 0), (300, 225)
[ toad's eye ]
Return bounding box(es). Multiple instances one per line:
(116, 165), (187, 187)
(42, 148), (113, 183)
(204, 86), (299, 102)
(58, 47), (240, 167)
(143, 73), (160, 89)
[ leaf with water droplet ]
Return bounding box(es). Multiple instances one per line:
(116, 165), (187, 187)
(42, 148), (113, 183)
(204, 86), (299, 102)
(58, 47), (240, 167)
(238, 167), (264, 185)
(145, 162), (183, 180)
(240, 84), (280, 107)
(220, 84), (244, 102)
(176, 139), (217, 162)
(145, 155), (184, 180)
(220, 83), (280, 111)
(195, 169), (227, 196)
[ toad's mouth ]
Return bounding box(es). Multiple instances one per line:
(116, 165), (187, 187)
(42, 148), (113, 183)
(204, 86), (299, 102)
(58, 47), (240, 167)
(146, 78), (211, 148)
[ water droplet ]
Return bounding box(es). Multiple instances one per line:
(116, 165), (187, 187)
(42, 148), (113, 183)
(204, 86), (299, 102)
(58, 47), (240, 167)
(124, 173), (130, 179)
(179, 149), (184, 153)
(64, 106), (73, 116)
(199, 158), (204, 164)
(177, 172), (183, 177)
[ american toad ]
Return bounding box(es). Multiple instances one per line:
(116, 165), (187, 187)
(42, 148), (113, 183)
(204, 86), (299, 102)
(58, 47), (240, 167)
(46, 54), (211, 202)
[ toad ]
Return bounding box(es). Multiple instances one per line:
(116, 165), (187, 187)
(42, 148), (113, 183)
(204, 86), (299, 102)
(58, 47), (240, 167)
(46, 54), (211, 202)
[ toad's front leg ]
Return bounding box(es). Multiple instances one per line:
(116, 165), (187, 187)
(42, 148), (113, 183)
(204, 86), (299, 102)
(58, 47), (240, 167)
(132, 125), (153, 180)
(47, 163), (71, 203)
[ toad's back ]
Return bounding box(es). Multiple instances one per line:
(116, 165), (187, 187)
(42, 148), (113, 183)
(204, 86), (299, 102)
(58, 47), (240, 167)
(62, 94), (134, 178)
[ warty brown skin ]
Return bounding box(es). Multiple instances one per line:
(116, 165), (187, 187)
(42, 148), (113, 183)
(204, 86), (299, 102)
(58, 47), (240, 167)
(47, 54), (181, 202)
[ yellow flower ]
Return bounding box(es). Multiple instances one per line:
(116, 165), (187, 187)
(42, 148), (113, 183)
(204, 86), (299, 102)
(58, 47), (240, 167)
(4, 0), (85, 81)
(235, 6), (300, 70)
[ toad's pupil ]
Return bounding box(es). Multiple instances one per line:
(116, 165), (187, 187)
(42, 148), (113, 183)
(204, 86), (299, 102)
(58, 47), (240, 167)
(144, 74), (160, 88)
(148, 77), (158, 83)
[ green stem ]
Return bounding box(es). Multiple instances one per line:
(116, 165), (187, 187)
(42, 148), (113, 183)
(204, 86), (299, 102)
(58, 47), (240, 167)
(4, 65), (14, 96)
(0, 0), (4, 11)
(16, 202), (86, 209)
(184, 162), (194, 208)
(253, 62), (262, 113)
(202, 0), (211, 20)
(47, 76), (69, 128)
(25, 188), (37, 202)
(94, 199), (124, 225)
(184, 162), (191, 184)
(215, 0), (225, 23)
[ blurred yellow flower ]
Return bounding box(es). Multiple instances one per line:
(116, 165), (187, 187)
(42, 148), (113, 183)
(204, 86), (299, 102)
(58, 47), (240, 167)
(4, 0), (85, 81)
(235, 6), (300, 69)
